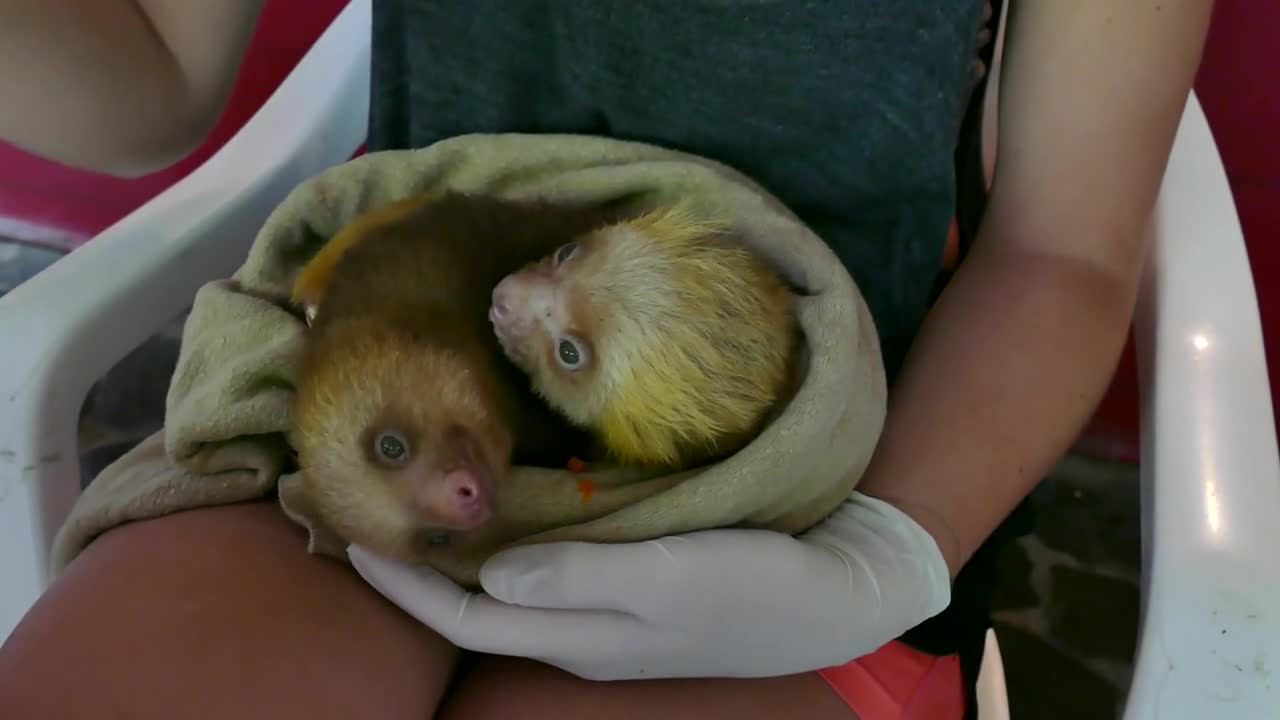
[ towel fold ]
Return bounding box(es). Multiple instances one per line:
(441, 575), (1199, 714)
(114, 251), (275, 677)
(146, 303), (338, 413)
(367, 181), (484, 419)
(51, 133), (887, 587)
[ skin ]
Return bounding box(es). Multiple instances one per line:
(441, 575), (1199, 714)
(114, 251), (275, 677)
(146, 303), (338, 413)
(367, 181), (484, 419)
(0, 0), (1213, 717)
(856, 0), (1215, 578)
(0, 1), (264, 176)
(0, 502), (459, 720)
(0, 501), (854, 720)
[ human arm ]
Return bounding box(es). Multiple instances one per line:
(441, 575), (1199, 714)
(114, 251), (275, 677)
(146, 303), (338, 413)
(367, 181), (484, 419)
(346, 0), (1215, 680)
(858, 0), (1215, 577)
(0, 0), (263, 176)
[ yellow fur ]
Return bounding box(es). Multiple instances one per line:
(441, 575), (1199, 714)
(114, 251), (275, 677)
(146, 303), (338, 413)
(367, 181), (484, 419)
(295, 318), (494, 465)
(293, 317), (495, 558)
(536, 202), (798, 467)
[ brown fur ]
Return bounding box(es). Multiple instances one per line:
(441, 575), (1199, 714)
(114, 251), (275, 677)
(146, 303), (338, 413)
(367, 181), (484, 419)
(291, 192), (605, 557)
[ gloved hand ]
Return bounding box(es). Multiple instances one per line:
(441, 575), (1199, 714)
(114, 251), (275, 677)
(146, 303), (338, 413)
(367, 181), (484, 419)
(347, 492), (952, 681)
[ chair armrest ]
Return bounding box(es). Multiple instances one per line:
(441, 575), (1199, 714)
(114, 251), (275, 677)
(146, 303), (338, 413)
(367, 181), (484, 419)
(0, 0), (371, 642)
(1125, 92), (1280, 719)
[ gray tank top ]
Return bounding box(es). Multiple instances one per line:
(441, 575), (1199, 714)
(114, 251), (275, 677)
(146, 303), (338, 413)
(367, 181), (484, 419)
(364, 9), (1014, 707)
(366, 0), (985, 377)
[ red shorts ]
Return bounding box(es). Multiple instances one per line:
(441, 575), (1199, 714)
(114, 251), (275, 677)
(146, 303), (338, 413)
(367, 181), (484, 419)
(817, 640), (965, 720)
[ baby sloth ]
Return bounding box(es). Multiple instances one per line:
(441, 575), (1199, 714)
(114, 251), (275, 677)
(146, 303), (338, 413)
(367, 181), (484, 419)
(489, 202), (801, 468)
(289, 192), (602, 551)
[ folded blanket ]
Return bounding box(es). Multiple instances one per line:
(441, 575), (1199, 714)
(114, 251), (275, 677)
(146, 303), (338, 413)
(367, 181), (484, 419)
(51, 133), (887, 587)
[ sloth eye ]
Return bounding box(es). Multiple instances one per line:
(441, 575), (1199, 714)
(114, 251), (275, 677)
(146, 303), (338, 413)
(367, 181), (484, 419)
(557, 338), (584, 369)
(553, 242), (579, 266)
(375, 432), (409, 463)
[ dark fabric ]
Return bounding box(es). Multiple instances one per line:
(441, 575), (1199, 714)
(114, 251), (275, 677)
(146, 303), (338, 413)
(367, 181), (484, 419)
(367, 0), (984, 379)
(363, 2), (1031, 715)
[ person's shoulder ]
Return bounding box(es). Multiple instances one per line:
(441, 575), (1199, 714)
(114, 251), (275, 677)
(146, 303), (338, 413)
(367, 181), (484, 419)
(0, 1), (264, 176)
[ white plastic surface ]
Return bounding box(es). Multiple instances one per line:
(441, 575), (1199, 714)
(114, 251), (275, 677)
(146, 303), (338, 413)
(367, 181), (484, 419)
(1126, 93), (1280, 719)
(0, 0), (372, 643)
(976, 628), (1012, 720)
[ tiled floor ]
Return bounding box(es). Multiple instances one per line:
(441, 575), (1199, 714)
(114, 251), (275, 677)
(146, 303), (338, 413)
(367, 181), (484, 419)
(2, 237), (1141, 718)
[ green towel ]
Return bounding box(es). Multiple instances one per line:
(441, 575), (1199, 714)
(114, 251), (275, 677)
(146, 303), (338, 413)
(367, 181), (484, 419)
(51, 133), (887, 587)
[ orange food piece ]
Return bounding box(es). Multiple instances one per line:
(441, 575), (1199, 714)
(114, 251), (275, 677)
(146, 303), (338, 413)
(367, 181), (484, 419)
(577, 477), (596, 502)
(566, 456), (587, 473)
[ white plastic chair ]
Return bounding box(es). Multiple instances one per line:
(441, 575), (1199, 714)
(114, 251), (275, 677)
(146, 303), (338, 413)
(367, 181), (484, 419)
(2, 1), (1277, 717)
(0, 0), (372, 633)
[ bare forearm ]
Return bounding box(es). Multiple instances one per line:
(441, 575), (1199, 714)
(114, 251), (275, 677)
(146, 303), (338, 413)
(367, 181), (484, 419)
(862, 0), (1214, 578)
(0, 0), (262, 176)
(858, 246), (1137, 576)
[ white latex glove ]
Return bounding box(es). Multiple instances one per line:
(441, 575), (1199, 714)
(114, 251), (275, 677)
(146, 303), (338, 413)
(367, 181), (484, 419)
(347, 492), (952, 681)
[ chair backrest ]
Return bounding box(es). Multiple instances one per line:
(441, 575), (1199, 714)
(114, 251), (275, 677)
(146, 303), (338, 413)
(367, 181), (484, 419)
(0, 0), (372, 644)
(1194, 0), (1280, 434)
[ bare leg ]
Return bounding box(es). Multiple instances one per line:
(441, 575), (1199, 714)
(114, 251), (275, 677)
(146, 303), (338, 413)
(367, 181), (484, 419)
(0, 500), (457, 720)
(437, 654), (860, 720)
